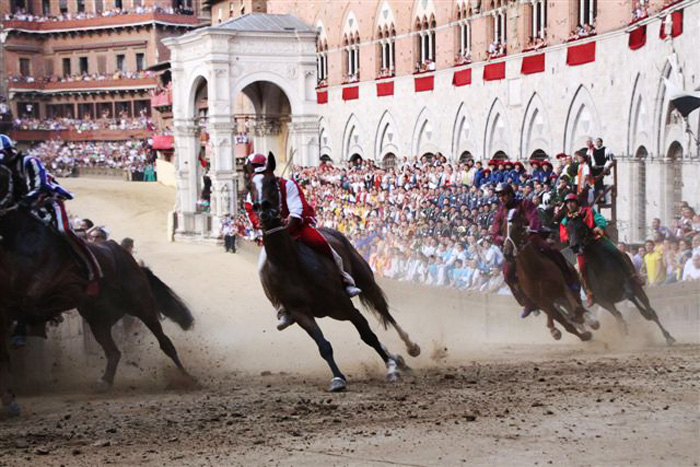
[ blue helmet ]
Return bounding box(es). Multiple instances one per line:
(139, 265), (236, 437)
(0, 134), (17, 164)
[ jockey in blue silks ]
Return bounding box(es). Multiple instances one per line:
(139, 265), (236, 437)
(0, 134), (102, 292)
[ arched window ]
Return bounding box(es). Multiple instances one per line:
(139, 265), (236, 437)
(320, 154), (333, 164)
(415, 16), (436, 73)
(459, 151), (473, 163)
(377, 26), (396, 78)
(349, 154), (363, 166)
(316, 40), (328, 87)
(489, 7), (507, 58)
(578, 0), (597, 29)
(455, 6), (472, 65)
(343, 33), (361, 83)
(528, 0), (547, 46)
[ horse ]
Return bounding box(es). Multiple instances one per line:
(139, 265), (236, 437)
(503, 211), (597, 341)
(0, 166), (194, 417)
(564, 215), (676, 345)
(247, 153), (420, 392)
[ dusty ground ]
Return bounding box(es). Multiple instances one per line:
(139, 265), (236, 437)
(1, 178), (699, 466)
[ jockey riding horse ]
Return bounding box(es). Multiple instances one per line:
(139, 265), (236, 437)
(244, 153), (361, 331)
(0, 135), (102, 291)
(490, 182), (580, 318)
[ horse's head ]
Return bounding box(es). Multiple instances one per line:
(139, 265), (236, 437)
(245, 152), (281, 230)
(565, 213), (593, 254)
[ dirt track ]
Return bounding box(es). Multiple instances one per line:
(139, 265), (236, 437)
(1, 179), (699, 466)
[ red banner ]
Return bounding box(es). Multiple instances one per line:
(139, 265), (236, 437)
(342, 86), (359, 101)
(317, 90), (328, 104)
(628, 25), (647, 50)
(566, 41), (596, 66)
(376, 80), (394, 97)
(672, 9), (683, 36)
(520, 53), (545, 75)
(152, 135), (174, 150)
(483, 62), (506, 81)
(452, 68), (472, 87)
(414, 75), (434, 92)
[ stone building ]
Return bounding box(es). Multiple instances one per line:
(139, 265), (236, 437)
(0, 0), (205, 144)
(168, 0), (699, 242)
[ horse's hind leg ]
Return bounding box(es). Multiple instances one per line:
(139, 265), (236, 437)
(294, 312), (347, 392)
(545, 313), (562, 341)
(83, 311), (122, 386)
(345, 307), (402, 381)
(138, 307), (188, 374)
(628, 293), (676, 345)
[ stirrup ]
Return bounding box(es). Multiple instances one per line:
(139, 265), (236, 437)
(345, 285), (362, 297)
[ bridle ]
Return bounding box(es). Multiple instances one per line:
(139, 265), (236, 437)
(264, 225), (286, 236)
(0, 165), (16, 214)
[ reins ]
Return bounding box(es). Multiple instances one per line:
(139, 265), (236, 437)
(264, 225), (286, 236)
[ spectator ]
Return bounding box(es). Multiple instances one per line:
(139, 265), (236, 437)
(643, 240), (666, 285)
(682, 254), (700, 281)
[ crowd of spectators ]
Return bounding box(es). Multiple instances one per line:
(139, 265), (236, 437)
(568, 23), (596, 41)
(3, 5), (193, 23)
(27, 139), (157, 181)
(625, 211), (700, 284)
(279, 152), (700, 291)
(487, 41), (507, 59)
(13, 115), (154, 132)
(8, 70), (156, 84)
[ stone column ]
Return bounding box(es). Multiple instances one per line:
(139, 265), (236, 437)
(172, 120), (199, 234)
(289, 115), (320, 167)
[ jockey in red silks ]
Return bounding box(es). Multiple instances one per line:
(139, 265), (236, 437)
(0, 134), (102, 296)
(490, 182), (578, 318)
(244, 153), (361, 331)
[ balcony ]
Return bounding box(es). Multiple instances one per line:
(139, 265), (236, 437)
(0, 11), (200, 34)
(8, 77), (158, 93)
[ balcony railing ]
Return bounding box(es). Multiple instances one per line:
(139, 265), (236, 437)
(151, 91), (173, 107)
(0, 12), (199, 32)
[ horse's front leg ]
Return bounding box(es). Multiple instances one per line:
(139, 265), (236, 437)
(293, 311), (347, 392)
(0, 315), (19, 418)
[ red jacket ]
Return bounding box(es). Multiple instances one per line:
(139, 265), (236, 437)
(245, 176), (316, 229)
(560, 207), (606, 244)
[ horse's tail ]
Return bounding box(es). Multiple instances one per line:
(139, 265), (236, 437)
(325, 231), (395, 329)
(141, 267), (194, 331)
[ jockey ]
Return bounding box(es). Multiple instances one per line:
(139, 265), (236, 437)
(244, 153), (362, 331)
(560, 193), (641, 307)
(490, 182), (579, 318)
(0, 134), (102, 295)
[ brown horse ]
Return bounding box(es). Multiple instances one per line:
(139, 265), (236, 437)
(503, 212), (597, 341)
(247, 154), (420, 392)
(564, 215), (675, 345)
(0, 167), (193, 417)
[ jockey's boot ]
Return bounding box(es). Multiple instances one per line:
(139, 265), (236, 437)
(330, 248), (362, 297)
(276, 307), (295, 331)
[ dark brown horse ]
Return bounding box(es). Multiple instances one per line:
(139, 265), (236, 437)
(564, 215), (676, 345)
(503, 212), (598, 341)
(0, 167), (193, 417)
(247, 154), (420, 392)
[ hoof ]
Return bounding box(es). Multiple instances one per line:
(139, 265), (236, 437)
(580, 331), (593, 342)
(394, 355), (411, 372)
(665, 336), (676, 346)
(387, 371), (400, 383)
(550, 328), (562, 340)
(584, 313), (600, 330)
(328, 377), (347, 393)
(407, 344), (421, 358)
(3, 401), (20, 418)
(94, 379), (113, 393)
